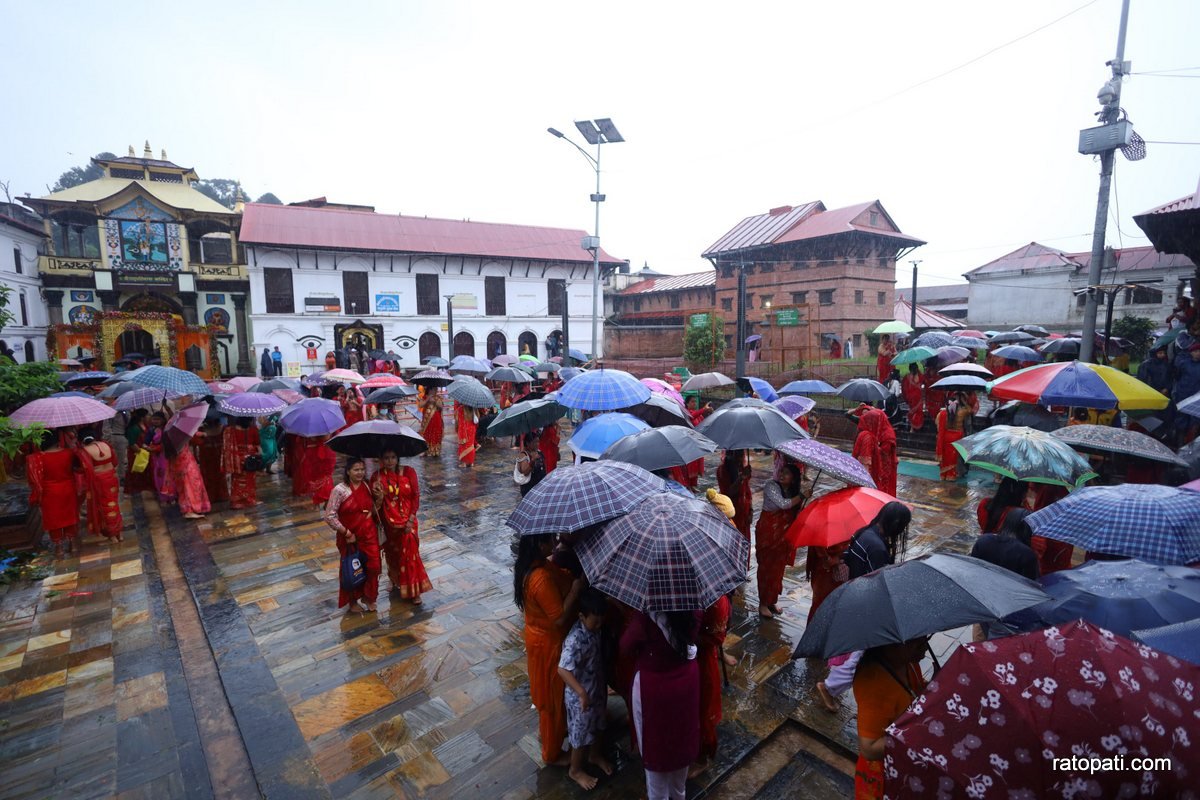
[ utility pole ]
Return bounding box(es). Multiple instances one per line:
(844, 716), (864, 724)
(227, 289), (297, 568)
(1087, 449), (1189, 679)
(735, 263), (748, 393)
(444, 295), (455, 358)
(560, 281), (570, 364)
(909, 260), (922, 331)
(1080, 0), (1132, 364)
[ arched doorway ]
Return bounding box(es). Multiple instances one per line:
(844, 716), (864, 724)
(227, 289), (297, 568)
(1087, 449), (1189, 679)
(117, 329), (157, 361)
(546, 329), (563, 359)
(23, 341), (35, 363)
(486, 332), (507, 360)
(122, 292), (181, 315)
(452, 331), (474, 358)
(419, 332), (442, 362)
(518, 331), (538, 359)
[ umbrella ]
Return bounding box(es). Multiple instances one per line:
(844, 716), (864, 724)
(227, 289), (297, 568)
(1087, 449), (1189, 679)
(640, 378), (685, 408)
(490, 354), (518, 366)
(1132, 619), (1200, 664)
(422, 356), (450, 367)
(736, 376), (778, 402)
(1178, 389), (1200, 419)
(273, 389), (304, 405)
(9, 396), (116, 428)
(911, 331), (955, 348)
(1181, 439), (1200, 479)
(446, 378), (496, 409)
(934, 345), (971, 367)
(744, 334), (762, 343)
(696, 399), (808, 450)
(872, 320), (913, 334)
(226, 376), (260, 392)
(557, 368), (651, 411)
(63, 371), (113, 387)
(566, 348), (589, 363)
(162, 402), (208, 457)
(1026, 484), (1200, 564)
(988, 330), (1037, 344)
(929, 375), (989, 392)
(793, 553), (1049, 659)
(949, 336), (988, 350)
(776, 439), (876, 491)
(58, 358), (83, 367)
(567, 413), (651, 459)
(1152, 328), (1182, 350)
(991, 344), (1042, 362)
(322, 368), (366, 385)
(364, 385), (418, 404)
(835, 379), (889, 403)
(1050, 424), (1187, 467)
(328, 419), (428, 458)
(450, 355), (492, 374)
(1015, 323), (1050, 336)
(952, 329), (985, 338)
(599, 425), (717, 471)
(360, 373), (408, 389)
(989, 361), (1169, 411)
(937, 363), (993, 378)
(278, 398), (346, 437)
(991, 400), (1063, 432)
(620, 393), (691, 428)
(558, 367), (585, 382)
(682, 372), (735, 391)
(532, 362), (561, 373)
(51, 391), (94, 399)
(487, 397), (567, 438)
(206, 380), (239, 395)
(1022, 559), (1200, 637)
(778, 379), (836, 395)
(409, 369), (454, 388)
(518, 354), (539, 363)
(886, 620), (1199, 800)
(952, 425), (1097, 487)
(785, 486), (893, 548)
(890, 346), (938, 366)
(251, 378), (302, 393)
(300, 373), (331, 388)
(485, 366), (534, 384)
(219, 393), (289, 417)
(577, 491), (750, 612)
(96, 381), (140, 399)
(772, 395), (815, 419)
(113, 386), (181, 411)
(1039, 337), (1081, 355)
(125, 365), (209, 396)
(506, 460), (676, 535)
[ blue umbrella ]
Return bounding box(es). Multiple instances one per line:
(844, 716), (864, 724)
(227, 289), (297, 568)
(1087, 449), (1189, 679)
(423, 356), (450, 367)
(449, 355), (492, 374)
(125, 365), (209, 396)
(568, 412), (651, 459)
(278, 398), (346, 437)
(738, 376), (778, 402)
(557, 367), (651, 411)
(912, 331), (955, 349)
(773, 395), (815, 419)
(991, 345), (1042, 362)
(1026, 484), (1200, 565)
(567, 348), (589, 363)
(1132, 619), (1200, 664)
(778, 379), (836, 395)
(51, 391), (95, 399)
(559, 367), (586, 382)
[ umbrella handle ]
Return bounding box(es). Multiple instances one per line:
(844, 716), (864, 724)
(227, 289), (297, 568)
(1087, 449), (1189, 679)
(925, 642), (942, 676)
(719, 644), (730, 688)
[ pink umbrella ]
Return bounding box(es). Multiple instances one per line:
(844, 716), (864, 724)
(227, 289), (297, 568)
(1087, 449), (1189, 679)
(226, 377), (260, 392)
(361, 373), (407, 389)
(163, 402), (208, 456)
(640, 377), (686, 408)
(9, 396), (116, 428)
(322, 368), (366, 385)
(272, 389), (304, 405)
(1182, 478), (1200, 493)
(492, 354), (519, 366)
(208, 380), (238, 394)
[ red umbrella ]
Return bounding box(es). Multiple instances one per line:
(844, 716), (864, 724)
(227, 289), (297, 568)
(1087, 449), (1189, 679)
(953, 329), (986, 339)
(360, 373), (407, 389)
(886, 620), (1199, 799)
(786, 486), (896, 548)
(163, 402), (209, 457)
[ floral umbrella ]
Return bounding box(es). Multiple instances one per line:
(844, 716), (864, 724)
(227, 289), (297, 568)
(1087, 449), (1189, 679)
(952, 425), (1097, 488)
(1050, 424), (1187, 467)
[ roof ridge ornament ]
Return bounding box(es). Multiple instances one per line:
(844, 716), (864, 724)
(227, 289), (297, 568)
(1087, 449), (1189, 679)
(143, 140), (152, 158)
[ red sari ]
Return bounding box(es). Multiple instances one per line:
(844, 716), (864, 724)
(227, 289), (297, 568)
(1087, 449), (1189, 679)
(372, 466), (432, 600)
(1030, 484), (1073, 573)
(195, 430), (229, 502)
(538, 424), (560, 473)
(717, 455), (753, 546)
(698, 594), (731, 760)
(755, 483), (800, 608)
(923, 372), (945, 424)
(222, 426), (260, 509)
(935, 407), (967, 481)
(79, 445), (123, 540)
(853, 409), (898, 496)
(296, 437), (335, 505)
(27, 448), (79, 543)
(325, 482), (380, 608)
(456, 405), (477, 466)
(805, 544), (848, 623)
(419, 398), (444, 456)
(876, 340), (896, 385)
(900, 373), (925, 430)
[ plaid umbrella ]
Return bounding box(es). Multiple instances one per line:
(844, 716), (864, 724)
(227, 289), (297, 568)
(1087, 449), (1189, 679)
(835, 379), (889, 403)
(778, 379), (836, 395)
(991, 344), (1042, 362)
(1026, 484), (1200, 564)
(328, 420), (427, 458)
(681, 372), (735, 391)
(9, 396), (116, 428)
(600, 425), (717, 471)
(487, 397), (567, 438)
(506, 461), (674, 535)
(890, 346), (939, 366)
(557, 368), (651, 411)
(1050, 424), (1186, 466)
(772, 395), (815, 419)
(446, 378), (496, 409)
(126, 365), (209, 396)
(162, 402), (208, 457)
(697, 398), (808, 450)
(484, 366), (533, 384)
(409, 369), (454, 388)
(991, 361), (1169, 411)
(1178, 389), (1200, 420)
(567, 413), (651, 459)
(576, 491), (749, 612)
(775, 438), (875, 489)
(220, 393), (289, 417)
(113, 386), (181, 411)
(619, 393), (691, 428)
(953, 425), (1097, 487)
(911, 331), (955, 348)
(63, 371), (113, 387)
(278, 398), (346, 436)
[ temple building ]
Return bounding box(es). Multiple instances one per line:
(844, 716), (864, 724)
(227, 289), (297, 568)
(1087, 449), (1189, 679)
(20, 144), (251, 376)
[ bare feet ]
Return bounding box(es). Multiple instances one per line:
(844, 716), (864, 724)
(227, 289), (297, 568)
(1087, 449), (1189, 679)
(688, 758), (710, 779)
(363, 602), (377, 613)
(589, 753), (614, 776)
(758, 605), (774, 619)
(816, 680), (838, 713)
(568, 767), (598, 790)
(411, 596), (423, 605)
(723, 651), (737, 667)
(550, 753), (571, 767)
(183, 512), (204, 519)
(770, 604), (783, 616)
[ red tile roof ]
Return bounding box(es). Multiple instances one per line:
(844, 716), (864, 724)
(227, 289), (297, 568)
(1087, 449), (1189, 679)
(239, 202), (623, 264)
(621, 271), (716, 295)
(703, 200), (924, 258)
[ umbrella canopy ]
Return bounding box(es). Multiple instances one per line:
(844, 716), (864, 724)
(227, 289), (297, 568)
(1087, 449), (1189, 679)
(991, 344), (1042, 362)
(696, 399), (808, 450)
(490, 354), (518, 366)
(938, 362), (993, 378)
(532, 361), (561, 373)
(911, 331), (955, 348)
(872, 320), (913, 334)
(1023, 559), (1200, 637)
(1051, 424), (1186, 466)
(557, 368), (650, 411)
(9, 396), (116, 428)
(681, 371), (735, 391)
(125, 365), (209, 396)
(421, 356), (450, 367)
(567, 413), (650, 459)
(952, 425), (1097, 487)
(62, 371), (113, 387)
(220, 393), (289, 417)
(449, 355), (492, 374)
(890, 346), (938, 366)
(578, 491), (750, 612)
(566, 348), (589, 363)
(952, 329), (986, 338)
(989, 361), (1169, 411)
(599, 425), (717, 471)
(1026, 484), (1200, 564)
(785, 486), (893, 548)
(772, 395), (816, 419)
(793, 553), (1049, 659)
(518, 354), (538, 363)
(409, 369), (454, 388)
(1178, 389), (1200, 419)
(162, 402), (208, 457)
(225, 376), (261, 392)
(736, 376), (778, 402)
(485, 366), (534, 384)
(992, 400), (1063, 432)
(300, 373), (331, 388)
(328, 419), (428, 458)
(619, 393), (691, 428)
(445, 378), (496, 409)
(97, 381), (140, 399)
(640, 377), (686, 408)
(58, 357), (83, 367)
(744, 334), (762, 343)
(886, 620), (1199, 800)
(1132, 618), (1200, 664)
(989, 330), (1037, 344)
(321, 368), (366, 385)
(775, 439), (876, 490)
(251, 378), (302, 393)
(1039, 336), (1081, 355)
(835, 378), (889, 403)
(278, 397), (346, 437)
(558, 367), (586, 382)
(488, 397), (567, 438)
(360, 373), (408, 389)
(949, 336), (988, 350)
(778, 379), (837, 395)
(930, 375), (988, 392)
(506, 460), (675, 535)
(205, 380), (237, 395)
(50, 391), (94, 399)
(113, 386), (181, 412)
(1015, 323), (1050, 336)
(273, 389), (304, 405)
(934, 345), (971, 367)
(364, 385), (418, 405)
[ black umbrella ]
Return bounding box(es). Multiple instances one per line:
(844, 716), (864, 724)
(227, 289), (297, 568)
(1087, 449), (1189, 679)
(327, 420), (428, 458)
(1015, 324), (1050, 337)
(365, 385), (418, 404)
(486, 366), (534, 384)
(1179, 439), (1200, 479)
(696, 398), (808, 450)
(251, 378), (302, 393)
(793, 553), (1050, 659)
(1040, 338), (1081, 356)
(992, 400), (1062, 433)
(488, 397), (566, 438)
(835, 378), (889, 403)
(989, 331), (1036, 344)
(409, 369), (454, 388)
(599, 425), (717, 471)
(619, 393), (691, 428)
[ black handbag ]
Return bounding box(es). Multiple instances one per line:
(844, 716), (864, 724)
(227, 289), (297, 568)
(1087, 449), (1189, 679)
(243, 454), (265, 472)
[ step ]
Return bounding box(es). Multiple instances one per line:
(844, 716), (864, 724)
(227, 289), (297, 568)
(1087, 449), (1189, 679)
(701, 720), (856, 800)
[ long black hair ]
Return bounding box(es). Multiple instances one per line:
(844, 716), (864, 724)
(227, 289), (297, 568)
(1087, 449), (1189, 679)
(663, 610), (697, 661)
(861, 501), (912, 563)
(778, 463), (802, 499)
(513, 533), (554, 612)
(985, 478), (1029, 533)
(999, 508), (1035, 547)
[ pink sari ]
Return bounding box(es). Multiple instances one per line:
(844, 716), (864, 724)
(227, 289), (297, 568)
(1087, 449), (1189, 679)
(172, 447), (211, 515)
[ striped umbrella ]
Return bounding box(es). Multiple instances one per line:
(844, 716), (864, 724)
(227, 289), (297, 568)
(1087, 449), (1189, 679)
(10, 396), (116, 428)
(989, 361), (1169, 411)
(506, 460), (675, 535)
(114, 386), (181, 411)
(125, 365), (209, 396)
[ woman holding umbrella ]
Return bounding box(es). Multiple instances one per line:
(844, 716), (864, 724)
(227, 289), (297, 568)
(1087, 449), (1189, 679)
(455, 401), (478, 468)
(876, 334), (896, 385)
(324, 458), (381, 614)
(170, 431), (210, 520)
(146, 411), (176, 504)
(194, 417), (229, 503)
(222, 417), (261, 509)
(935, 393), (972, 480)
(27, 428), (81, 558)
(123, 409), (155, 496)
(851, 407), (898, 496)
(852, 637), (929, 799)
(78, 426), (124, 543)
(900, 364), (924, 431)
(716, 450), (753, 544)
(417, 386), (444, 457)
(755, 463), (804, 618)
(371, 448), (432, 604)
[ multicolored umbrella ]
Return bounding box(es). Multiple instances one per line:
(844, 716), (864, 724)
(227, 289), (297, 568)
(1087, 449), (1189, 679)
(557, 368), (651, 411)
(576, 491), (749, 612)
(1050, 424), (1186, 466)
(328, 420), (427, 458)
(952, 425), (1096, 487)
(697, 398), (807, 450)
(1026, 484), (1200, 565)
(991, 361), (1169, 410)
(113, 386), (181, 412)
(506, 460), (675, 535)
(9, 396), (116, 428)
(681, 372), (735, 391)
(886, 620), (1199, 800)
(640, 378), (685, 408)
(773, 395), (815, 419)
(125, 365), (210, 396)
(567, 412), (650, 459)
(872, 320), (913, 334)
(599, 425), (717, 471)
(409, 369), (454, 388)
(620, 393), (691, 428)
(485, 366), (534, 384)
(785, 486), (894, 548)
(778, 379), (836, 395)
(911, 331), (955, 348)
(219, 393), (289, 417)
(775, 438), (875, 489)
(487, 397), (567, 438)
(991, 344), (1042, 362)
(445, 378), (496, 409)
(278, 398), (346, 437)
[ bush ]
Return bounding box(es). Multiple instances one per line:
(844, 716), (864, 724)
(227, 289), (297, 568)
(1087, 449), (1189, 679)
(683, 316), (726, 372)
(1111, 315), (1156, 362)
(0, 359), (61, 415)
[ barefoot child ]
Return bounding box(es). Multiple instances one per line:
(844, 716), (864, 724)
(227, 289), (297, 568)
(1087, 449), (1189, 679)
(557, 588), (614, 789)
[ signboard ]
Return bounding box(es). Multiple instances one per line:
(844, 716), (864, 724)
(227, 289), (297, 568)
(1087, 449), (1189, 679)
(304, 296), (341, 313)
(306, 346), (318, 361)
(775, 309), (801, 326)
(116, 271), (175, 290)
(285, 362), (302, 378)
(375, 293), (400, 312)
(689, 313), (710, 329)
(451, 293), (478, 314)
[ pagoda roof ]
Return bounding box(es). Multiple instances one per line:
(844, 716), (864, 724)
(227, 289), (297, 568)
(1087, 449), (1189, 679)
(22, 177), (234, 217)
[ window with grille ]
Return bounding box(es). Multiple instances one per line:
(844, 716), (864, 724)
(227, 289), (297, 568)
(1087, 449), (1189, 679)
(670, 294), (681, 309)
(792, 291), (807, 305)
(878, 292), (886, 305)
(547, 279), (565, 316)
(343, 272), (369, 316)
(485, 276), (506, 316)
(263, 268), (294, 313)
(721, 297), (733, 312)
(1125, 284), (1163, 305)
(416, 274), (440, 315)
(855, 290), (864, 304)
(745, 293), (754, 310)
(13, 247), (21, 274)
(818, 289), (834, 305)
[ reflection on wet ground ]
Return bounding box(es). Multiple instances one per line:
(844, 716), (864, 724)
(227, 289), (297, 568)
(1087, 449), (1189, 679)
(0, 428), (995, 799)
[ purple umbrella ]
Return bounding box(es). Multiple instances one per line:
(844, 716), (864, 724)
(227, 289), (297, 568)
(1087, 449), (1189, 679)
(114, 386), (182, 411)
(278, 397), (345, 436)
(220, 392), (288, 417)
(9, 396), (116, 428)
(775, 438), (876, 489)
(935, 345), (971, 367)
(163, 402), (209, 457)
(641, 378), (686, 408)
(491, 354), (519, 366)
(773, 395), (816, 419)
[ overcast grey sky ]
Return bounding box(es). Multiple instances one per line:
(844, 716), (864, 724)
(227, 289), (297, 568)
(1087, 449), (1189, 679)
(5, 0), (1198, 288)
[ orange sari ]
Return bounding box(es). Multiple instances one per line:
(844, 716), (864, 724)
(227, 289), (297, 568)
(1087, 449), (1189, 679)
(523, 561), (572, 763)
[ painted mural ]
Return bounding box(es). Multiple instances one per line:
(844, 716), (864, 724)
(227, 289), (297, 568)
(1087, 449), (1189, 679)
(68, 304), (100, 325)
(105, 197), (184, 271)
(203, 307), (230, 330)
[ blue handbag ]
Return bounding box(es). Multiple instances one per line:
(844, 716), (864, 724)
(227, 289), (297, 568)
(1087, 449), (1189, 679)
(340, 548), (367, 592)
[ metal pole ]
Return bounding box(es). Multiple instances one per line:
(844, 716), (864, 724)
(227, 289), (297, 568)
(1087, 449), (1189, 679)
(561, 281), (570, 364)
(909, 261), (920, 330)
(445, 296), (454, 358)
(1100, 249), (1118, 366)
(590, 143), (602, 362)
(735, 263), (747, 392)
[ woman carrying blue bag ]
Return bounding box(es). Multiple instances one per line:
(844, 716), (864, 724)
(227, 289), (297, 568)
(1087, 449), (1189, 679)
(323, 458), (380, 614)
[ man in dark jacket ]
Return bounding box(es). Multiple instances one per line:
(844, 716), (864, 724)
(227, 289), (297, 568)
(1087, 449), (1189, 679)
(260, 347), (273, 379)
(1136, 346), (1171, 395)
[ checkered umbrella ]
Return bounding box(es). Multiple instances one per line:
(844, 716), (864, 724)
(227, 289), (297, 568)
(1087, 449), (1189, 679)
(1178, 389), (1200, 420)
(556, 367), (651, 411)
(113, 386), (181, 412)
(575, 491), (749, 612)
(1026, 484), (1200, 565)
(446, 378), (496, 409)
(220, 393), (289, 417)
(125, 365), (209, 396)
(9, 396), (116, 428)
(506, 460), (673, 535)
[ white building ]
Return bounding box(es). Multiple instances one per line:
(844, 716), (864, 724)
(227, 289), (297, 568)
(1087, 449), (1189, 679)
(0, 203), (50, 363)
(240, 200), (623, 372)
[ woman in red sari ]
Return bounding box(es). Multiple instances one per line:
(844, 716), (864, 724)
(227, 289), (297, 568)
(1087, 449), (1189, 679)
(755, 463), (804, 618)
(324, 457), (381, 614)
(922, 357), (945, 424)
(417, 387), (444, 456)
(296, 435), (336, 506)
(695, 593), (731, 772)
(538, 422), (560, 473)
(805, 542), (849, 623)
(456, 403), (478, 468)
(194, 419), (229, 503)
(1029, 484), (1073, 573)
(340, 387), (364, 427)
(222, 417), (261, 509)
(875, 334), (896, 385)
(371, 448), (432, 604)
(716, 449), (753, 547)
(27, 429), (80, 558)
(900, 364), (925, 431)
(170, 436), (211, 519)
(852, 408), (898, 496)
(78, 427), (123, 543)
(935, 393), (971, 481)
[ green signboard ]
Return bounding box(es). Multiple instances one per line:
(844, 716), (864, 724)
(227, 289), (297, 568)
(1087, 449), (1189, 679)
(689, 313), (710, 329)
(775, 308), (800, 326)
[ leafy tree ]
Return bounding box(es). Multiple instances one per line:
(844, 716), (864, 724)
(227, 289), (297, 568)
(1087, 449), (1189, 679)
(683, 315), (726, 372)
(0, 360), (61, 415)
(255, 192), (283, 205)
(0, 285), (15, 331)
(50, 152), (116, 191)
(194, 179), (248, 210)
(1111, 315), (1156, 362)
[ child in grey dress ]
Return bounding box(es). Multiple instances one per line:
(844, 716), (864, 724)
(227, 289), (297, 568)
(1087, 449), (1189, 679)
(557, 588), (614, 790)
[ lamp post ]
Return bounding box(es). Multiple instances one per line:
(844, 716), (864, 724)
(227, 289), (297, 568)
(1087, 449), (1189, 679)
(444, 294), (454, 359)
(548, 119), (625, 363)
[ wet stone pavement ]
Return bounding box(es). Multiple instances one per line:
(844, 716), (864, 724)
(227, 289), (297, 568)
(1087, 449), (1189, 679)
(0, 427), (997, 799)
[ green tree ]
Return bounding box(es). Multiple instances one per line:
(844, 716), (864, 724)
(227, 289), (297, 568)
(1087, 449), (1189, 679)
(683, 315), (726, 372)
(1111, 315), (1156, 362)
(50, 152), (116, 191)
(194, 179), (248, 210)
(255, 192), (283, 204)
(0, 285), (15, 331)
(0, 360), (61, 415)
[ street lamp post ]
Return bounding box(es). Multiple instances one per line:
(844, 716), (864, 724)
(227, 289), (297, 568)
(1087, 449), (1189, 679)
(444, 294), (454, 359)
(548, 119), (624, 363)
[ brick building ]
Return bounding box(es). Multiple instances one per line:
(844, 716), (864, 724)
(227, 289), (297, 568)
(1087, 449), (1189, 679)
(605, 271), (715, 358)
